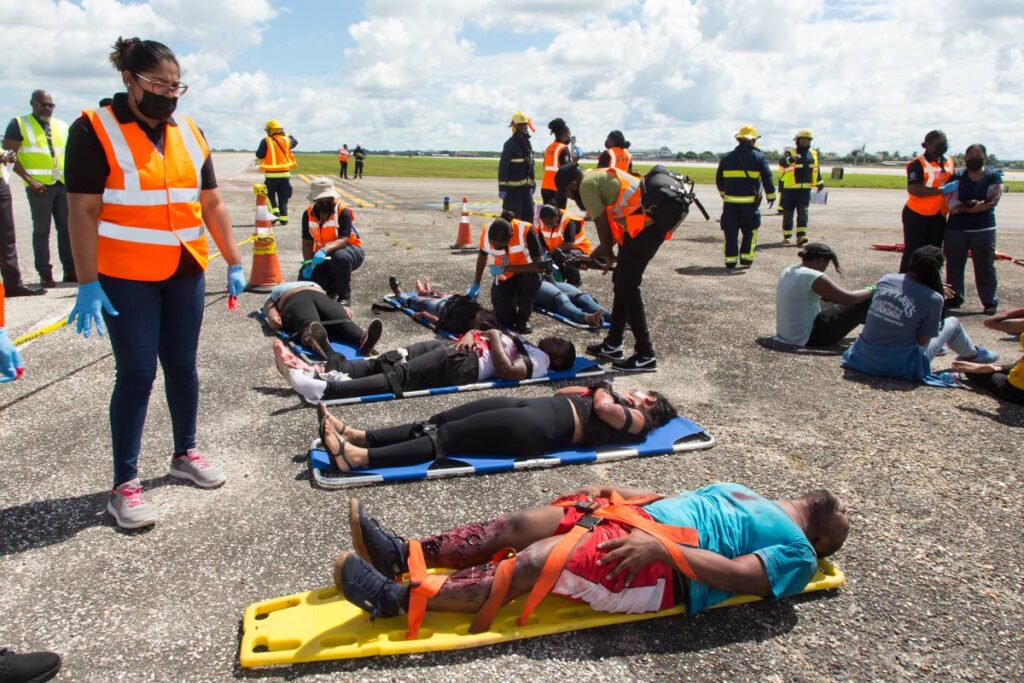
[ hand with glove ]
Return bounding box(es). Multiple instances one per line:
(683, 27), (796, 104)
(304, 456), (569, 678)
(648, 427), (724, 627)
(0, 328), (23, 380)
(67, 281), (119, 338)
(312, 249), (328, 268)
(466, 282), (481, 299)
(487, 264), (504, 277)
(228, 264), (246, 297)
(941, 180), (959, 195)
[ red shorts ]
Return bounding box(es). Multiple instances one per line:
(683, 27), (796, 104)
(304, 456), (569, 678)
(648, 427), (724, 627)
(548, 495), (676, 613)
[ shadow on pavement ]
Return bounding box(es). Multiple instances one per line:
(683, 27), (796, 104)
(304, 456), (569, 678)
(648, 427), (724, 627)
(755, 336), (848, 356)
(676, 266), (747, 277)
(840, 368), (918, 392)
(955, 403), (1024, 427)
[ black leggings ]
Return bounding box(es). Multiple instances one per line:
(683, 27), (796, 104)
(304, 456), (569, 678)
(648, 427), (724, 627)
(364, 396), (577, 467)
(965, 371), (1024, 405)
(806, 299), (871, 347)
(279, 290), (364, 345)
(608, 226), (665, 356)
(322, 340), (478, 399)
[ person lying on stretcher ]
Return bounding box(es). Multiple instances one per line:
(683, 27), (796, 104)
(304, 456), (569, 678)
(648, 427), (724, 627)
(262, 282), (383, 357)
(387, 276), (500, 335)
(333, 482), (849, 628)
(313, 380), (675, 470)
(275, 328), (576, 403)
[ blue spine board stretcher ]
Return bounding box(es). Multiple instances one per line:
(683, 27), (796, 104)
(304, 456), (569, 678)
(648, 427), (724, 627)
(383, 296), (458, 339)
(257, 311), (361, 361)
(308, 416), (715, 488)
(533, 305), (611, 330)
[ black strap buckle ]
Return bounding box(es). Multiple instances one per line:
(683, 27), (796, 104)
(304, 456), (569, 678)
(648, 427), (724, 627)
(572, 498), (600, 514)
(574, 514), (603, 530)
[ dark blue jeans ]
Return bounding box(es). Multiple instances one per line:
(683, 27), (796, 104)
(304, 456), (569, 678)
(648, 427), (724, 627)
(398, 293), (449, 316)
(100, 271), (205, 487)
(535, 280), (607, 324)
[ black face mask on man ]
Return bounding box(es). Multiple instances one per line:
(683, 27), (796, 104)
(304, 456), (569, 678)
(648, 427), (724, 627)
(965, 158), (984, 172)
(132, 79), (177, 121)
(933, 141), (949, 157)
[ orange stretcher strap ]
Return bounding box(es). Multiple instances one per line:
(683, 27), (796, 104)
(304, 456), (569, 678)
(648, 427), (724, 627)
(517, 523), (590, 626)
(405, 539), (448, 640)
(469, 548), (517, 634)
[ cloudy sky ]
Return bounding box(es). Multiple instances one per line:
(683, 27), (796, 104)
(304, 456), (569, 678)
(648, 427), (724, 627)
(1, 0), (1022, 157)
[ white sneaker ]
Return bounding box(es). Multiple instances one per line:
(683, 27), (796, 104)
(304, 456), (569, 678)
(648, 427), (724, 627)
(169, 451), (227, 489)
(107, 479), (157, 529)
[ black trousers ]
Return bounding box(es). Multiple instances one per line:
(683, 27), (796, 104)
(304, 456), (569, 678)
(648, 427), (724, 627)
(540, 188), (565, 210)
(781, 189), (811, 236)
(899, 205), (945, 273)
(965, 372), (1024, 405)
(720, 203), (760, 265)
(265, 177), (293, 219)
(354, 160), (364, 178)
(322, 340), (478, 400)
(502, 186), (535, 221)
(491, 273), (541, 328)
(607, 226), (665, 356)
(365, 396), (577, 467)
(339, 161), (348, 178)
(279, 289), (364, 345)
(0, 179), (24, 287)
(805, 299), (871, 347)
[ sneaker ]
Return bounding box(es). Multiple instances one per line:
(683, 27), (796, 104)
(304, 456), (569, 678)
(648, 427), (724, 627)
(169, 451), (227, 488)
(388, 276), (402, 297)
(349, 498), (408, 580)
(945, 299), (963, 310)
(983, 305), (998, 316)
(612, 354), (658, 372)
(40, 276), (57, 289)
(516, 321), (533, 335)
(959, 346), (999, 364)
(358, 318), (383, 357)
(0, 647), (62, 683)
(303, 321), (332, 359)
(338, 298), (351, 307)
(333, 551), (407, 619)
(107, 479), (157, 529)
(586, 341), (623, 360)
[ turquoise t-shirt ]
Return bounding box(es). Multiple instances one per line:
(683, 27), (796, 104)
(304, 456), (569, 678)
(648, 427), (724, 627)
(643, 483), (817, 615)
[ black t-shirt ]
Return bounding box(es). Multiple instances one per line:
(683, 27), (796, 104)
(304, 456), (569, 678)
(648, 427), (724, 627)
(301, 204), (354, 241)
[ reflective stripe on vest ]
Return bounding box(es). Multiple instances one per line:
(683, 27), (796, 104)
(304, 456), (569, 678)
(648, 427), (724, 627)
(538, 212), (591, 254)
(306, 203), (362, 249)
(780, 149), (819, 189)
(541, 142), (567, 191)
(15, 115), (67, 186)
(607, 147), (632, 172)
(87, 105), (208, 281)
(481, 218), (534, 282)
(906, 154), (955, 216)
(260, 134), (297, 174)
(603, 168), (648, 244)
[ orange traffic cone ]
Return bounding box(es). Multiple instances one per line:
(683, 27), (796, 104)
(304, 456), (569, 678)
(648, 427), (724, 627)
(248, 184), (284, 291)
(451, 196), (475, 251)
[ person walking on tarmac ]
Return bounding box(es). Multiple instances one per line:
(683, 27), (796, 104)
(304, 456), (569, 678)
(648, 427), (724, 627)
(338, 144), (349, 179)
(353, 144), (366, 178)
(468, 212), (546, 334)
(716, 126), (776, 268)
(256, 119), (298, 224)
(64, 36), (247, 529)
(498, 111), (536, 221)
(555, 162), (675, 372)
(541, 118), (572, 208)
(597, 130), (633, 173)
(301, 177), (364, 305)
(900, 130), (957, 273)
(778, 129), (824, 245)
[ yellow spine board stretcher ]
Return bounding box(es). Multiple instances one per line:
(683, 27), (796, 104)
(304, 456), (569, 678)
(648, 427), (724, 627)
(239, 560), (844, 667)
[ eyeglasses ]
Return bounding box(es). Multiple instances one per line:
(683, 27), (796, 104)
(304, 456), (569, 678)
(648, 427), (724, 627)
(133, 73), (189, 97)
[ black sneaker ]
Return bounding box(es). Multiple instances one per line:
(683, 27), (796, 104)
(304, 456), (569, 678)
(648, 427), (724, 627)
(983, 305), (998, 316)
(304, 321), (332, 359)
(388, 276), (401, 297)
(333, 550), (407, 619)
(613, 354), (657, 372)
(586, 341), (623, 360)
(349, 498), (408, 580)
(0, 647), (62, 683)
(358, 319), (383, 357)
(516, 321), (533, 334)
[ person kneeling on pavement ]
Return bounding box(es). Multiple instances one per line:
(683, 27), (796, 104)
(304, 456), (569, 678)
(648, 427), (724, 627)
(333, 480), (847, 625)
(774, 242), (874, 347)
(469, 213), (547, 334)
(278, 328), (575, 402)
(263, 281), (383, 358)
(301, 177), (364, 305)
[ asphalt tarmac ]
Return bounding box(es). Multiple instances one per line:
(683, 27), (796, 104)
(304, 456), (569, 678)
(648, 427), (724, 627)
(1, 155), (1021, 682)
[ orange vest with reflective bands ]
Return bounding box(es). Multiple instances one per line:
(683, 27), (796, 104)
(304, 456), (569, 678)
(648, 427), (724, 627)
(85, 106), (209, 281)
(306, 204), (361, 249)
(338, 148), (349, 162)
(906, 154), (955, 216)
(480, 218), (534, 282)
(603, 167), (665, 245)
(607, 147), (632, 171)
(541, 141), (568, 191)
(538, 211), (592, 255)
(259, 134), (297, 172)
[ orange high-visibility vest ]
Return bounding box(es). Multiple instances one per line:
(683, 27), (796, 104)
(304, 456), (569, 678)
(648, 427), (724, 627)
(602, 167), (663, 245)
(607, 146), (632, 172)
(480, 218), (534, 282)
(259, 134), (297, 173)
(85, 106), (209, 281)
(906, 154), (955, 216)
(0, 281), (5, 327)
(538, 211), (592, 254)
(541, 141), (568, 192)
(306, 204), (362, 249)
(338, 148), (350, 162)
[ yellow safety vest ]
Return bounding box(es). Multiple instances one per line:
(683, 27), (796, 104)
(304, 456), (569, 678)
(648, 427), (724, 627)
(780, 148), (820, 189)
(16, 115), (67, 186)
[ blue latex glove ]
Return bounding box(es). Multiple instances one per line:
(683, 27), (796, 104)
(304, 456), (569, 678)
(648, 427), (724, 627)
(312, 248), (328, 267)
(941, 180), (959, 194)
(228, 264), (246, 298)
(992, 169), (1004, 183)
(488, 264), (504, 277)
(498, 190), (507, 201)
(300, 263), (313, 280)
(466, 282), (481, 299)
(0, 328), (22, 380)
(67, 281), (119, 338)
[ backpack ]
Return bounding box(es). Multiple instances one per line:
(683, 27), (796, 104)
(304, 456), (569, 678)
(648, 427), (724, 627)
(640, 165), (694, 233)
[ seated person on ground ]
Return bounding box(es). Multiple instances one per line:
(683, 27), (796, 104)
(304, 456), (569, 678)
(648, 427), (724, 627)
(315, 380), (675, 471)
(388, 276), (499, 334)
(301, 177), (364, 305)
(774, 242), (873, 347)
(334, 482), (848, 623)
(952, 307), (1024, 404)
(842, 246), (997, 385)
(279, 329), (576, 402)
(535, 277), (610, 328)
(263, 282), (382, 357)
(537, 203), (592, 286)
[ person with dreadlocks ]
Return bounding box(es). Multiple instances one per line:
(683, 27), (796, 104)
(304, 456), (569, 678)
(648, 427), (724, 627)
(842, 246), (997, 386)
(774, 242), (874, 347)
(540, 118), (572, 209)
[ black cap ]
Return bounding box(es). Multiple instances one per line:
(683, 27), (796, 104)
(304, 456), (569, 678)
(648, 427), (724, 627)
(554, 163), (580, 193)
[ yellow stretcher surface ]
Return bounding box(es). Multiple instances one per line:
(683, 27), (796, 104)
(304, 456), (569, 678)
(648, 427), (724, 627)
(239, 560), (845, 667)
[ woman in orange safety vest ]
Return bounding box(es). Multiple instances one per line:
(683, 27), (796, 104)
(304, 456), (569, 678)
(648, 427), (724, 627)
(900, 130), (957, 273)
(597, 130), (633, 173)
(541, 118), (572, 209)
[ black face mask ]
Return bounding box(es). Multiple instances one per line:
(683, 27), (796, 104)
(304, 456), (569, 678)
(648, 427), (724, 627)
(965, 158), (984, 172)
(933, 141), (949, 156)
(135, 88), (177, 121)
